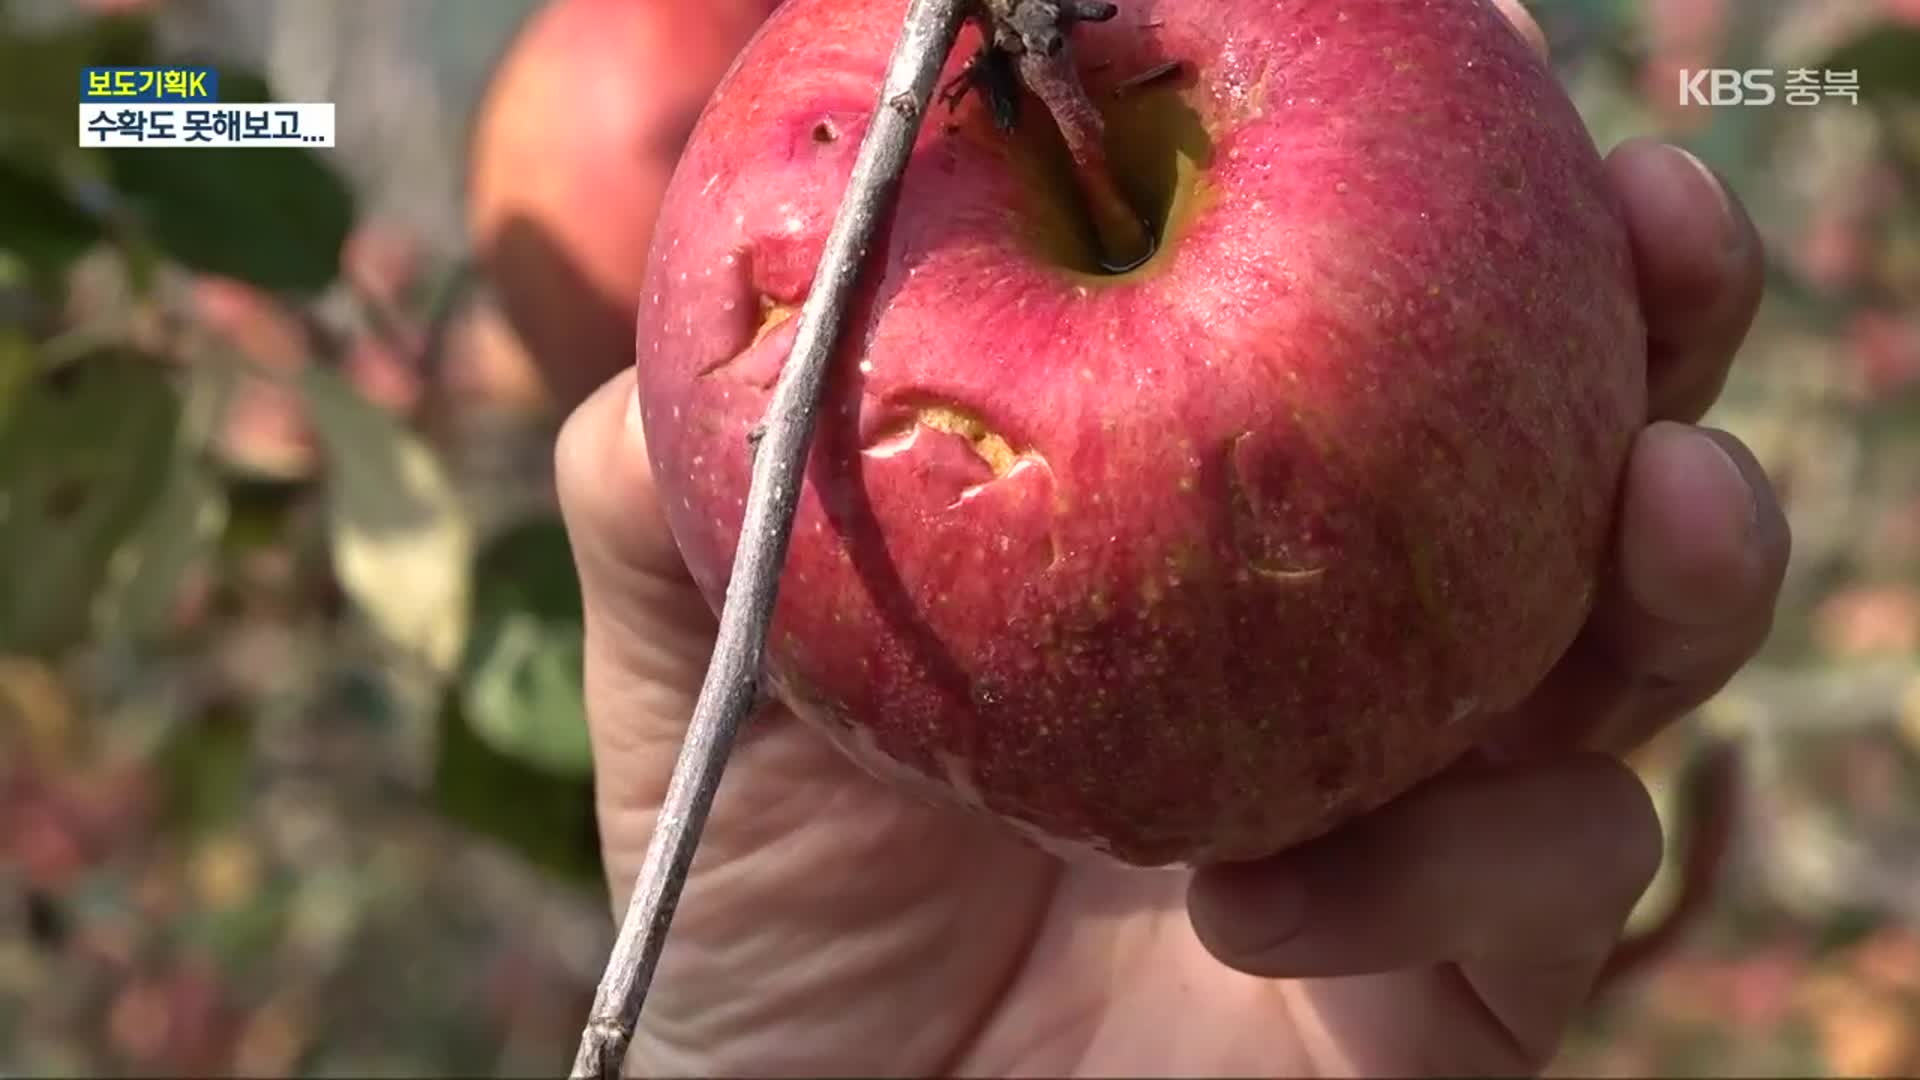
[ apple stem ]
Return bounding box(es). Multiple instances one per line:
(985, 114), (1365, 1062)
(566, 1), (972, 1078)
(1015, 47), (1153, 271)
(970, 0), (1153, 271)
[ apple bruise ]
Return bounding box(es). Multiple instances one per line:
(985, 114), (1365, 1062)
(637, 0), (1646, 865)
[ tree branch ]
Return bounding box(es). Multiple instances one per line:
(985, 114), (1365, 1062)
(566, 1), (970, 1077)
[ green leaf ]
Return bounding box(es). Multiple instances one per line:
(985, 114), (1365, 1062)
(1681, 95), (1778, 176)
(431, 695), (602, 889)
(470, 515), (583, 620)
(0, 348), (180, 654)
(1820, 24), (1920, 102)
(301, 365), (473, 677)
(0, 158), (103, 276)
(0, 14), (154, 165)
(92, 453), (228, 643)
(208, 69), (274, 105)
(459, 518), (592, 779)
(462, 616), (591, 779)
(157, 707), (255, 838)
(0, 329), (30, 428)
(103, 142), (353, 294)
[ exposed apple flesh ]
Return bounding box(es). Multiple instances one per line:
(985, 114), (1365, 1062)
(636, 0), (1648, 865)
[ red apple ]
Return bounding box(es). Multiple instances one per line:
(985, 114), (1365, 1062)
(466, 0), (782, 410)
(637, 0), (1647, 864)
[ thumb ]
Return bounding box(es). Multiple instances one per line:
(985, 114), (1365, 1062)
(556, 369), (713, 607)
(554, 369), (720, 905)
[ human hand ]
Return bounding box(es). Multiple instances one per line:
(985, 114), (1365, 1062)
(554, 2), (1788, 1073)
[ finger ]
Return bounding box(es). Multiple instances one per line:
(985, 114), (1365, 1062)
(1605, 138), (1766, 422)
(556, 368), (710, 590)
(1582, 423), (1791, 753)
(1189, 756), (1660, 976)
(1490, 0), (1549, 60)
(555, 368), (717, 766)
(1189, 755), (1661, 1070)
(1480, 422), (1790, 760)
(555, 370), (722, 903)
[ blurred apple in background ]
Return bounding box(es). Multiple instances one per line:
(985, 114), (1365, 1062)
(466, 0), (782, 411)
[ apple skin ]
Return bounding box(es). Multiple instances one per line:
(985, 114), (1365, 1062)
(467, 0), (780, 409)
(637, 0), (1648, 865)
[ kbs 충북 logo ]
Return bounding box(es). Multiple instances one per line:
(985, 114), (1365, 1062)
(78, 67), (337, 148)
(1677, 67), (1861, 107)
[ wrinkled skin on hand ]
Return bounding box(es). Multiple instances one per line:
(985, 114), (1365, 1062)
(556, 0), (1788, 1074)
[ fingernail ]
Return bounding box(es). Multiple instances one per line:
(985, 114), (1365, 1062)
(1672, 146), (1743, 263)
(1698, 429), (1761, 543)
(1189, 861), (1311, 961)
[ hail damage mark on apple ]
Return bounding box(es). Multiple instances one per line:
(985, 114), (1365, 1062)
(906, 404), (1020, 474)
(1224, 429), (1331, 584)
(861, 398), (1054, 511)
(753, 293), (801, 347)
(694, 237), (815, 389)
(692, 101), (879, 390)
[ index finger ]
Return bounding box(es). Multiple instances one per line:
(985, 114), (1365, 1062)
(1606, 138), (1767, 422)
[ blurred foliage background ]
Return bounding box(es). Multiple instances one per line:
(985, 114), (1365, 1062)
(1, 0), (1918, 1074)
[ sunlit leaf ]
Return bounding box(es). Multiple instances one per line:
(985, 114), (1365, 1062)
(302, 365), (472, 678)
(0, 348), (179, 654)
(0, 654), (79, 765)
